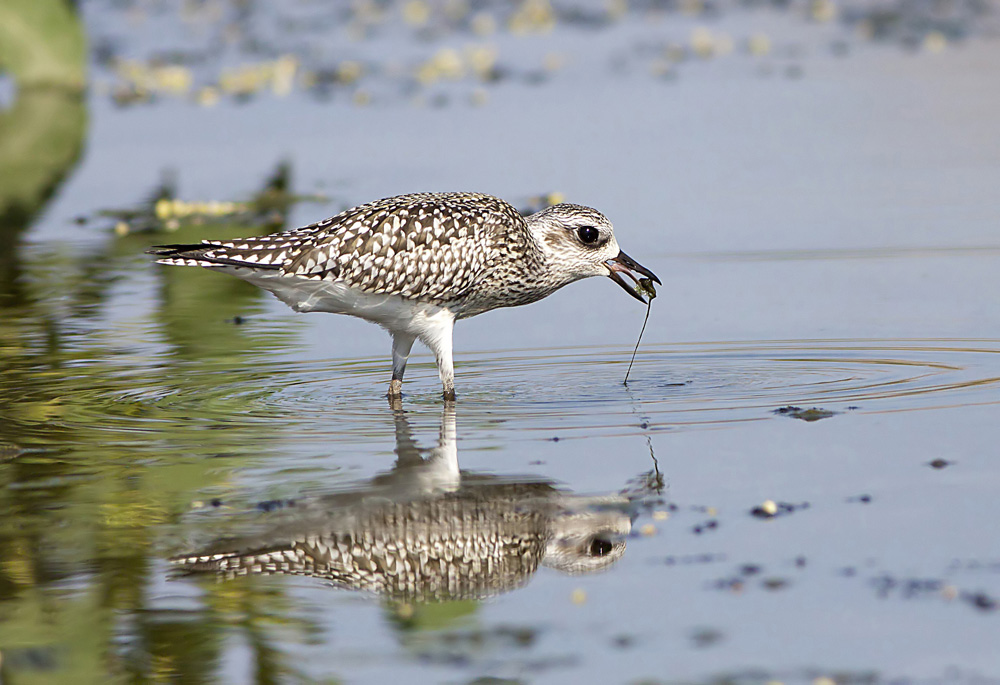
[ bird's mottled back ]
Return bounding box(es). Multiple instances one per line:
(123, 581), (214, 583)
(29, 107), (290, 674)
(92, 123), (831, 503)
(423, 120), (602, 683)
(152, 192), (529, 304)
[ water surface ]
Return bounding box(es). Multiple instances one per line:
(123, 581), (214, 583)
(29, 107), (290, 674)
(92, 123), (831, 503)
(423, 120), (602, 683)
(2, 1), (1000, 683)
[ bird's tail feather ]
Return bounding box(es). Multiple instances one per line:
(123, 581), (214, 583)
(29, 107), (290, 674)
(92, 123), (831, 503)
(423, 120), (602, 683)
(146, 243), (282, 270)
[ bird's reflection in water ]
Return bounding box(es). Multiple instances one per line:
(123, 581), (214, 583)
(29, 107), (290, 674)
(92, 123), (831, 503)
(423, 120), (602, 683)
(171, 406), (662, 601)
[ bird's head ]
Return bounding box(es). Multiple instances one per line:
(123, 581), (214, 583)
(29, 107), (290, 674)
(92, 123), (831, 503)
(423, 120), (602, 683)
(541, 500), (632, 575)
(526, 203), (660, 303)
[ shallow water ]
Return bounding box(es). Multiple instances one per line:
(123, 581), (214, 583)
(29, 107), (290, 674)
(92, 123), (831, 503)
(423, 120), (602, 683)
(3, 1), (1000, 683)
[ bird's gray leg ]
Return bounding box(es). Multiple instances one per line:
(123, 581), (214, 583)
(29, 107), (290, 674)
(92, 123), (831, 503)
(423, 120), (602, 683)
(389, 332), (416, 400)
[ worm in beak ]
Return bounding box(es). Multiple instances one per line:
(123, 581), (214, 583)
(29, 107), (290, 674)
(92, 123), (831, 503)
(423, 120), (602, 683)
(604, 251), (661, 303)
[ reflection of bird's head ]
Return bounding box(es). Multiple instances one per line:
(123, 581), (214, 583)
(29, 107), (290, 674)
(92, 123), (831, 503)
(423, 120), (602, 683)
(541, 501), (631, 575)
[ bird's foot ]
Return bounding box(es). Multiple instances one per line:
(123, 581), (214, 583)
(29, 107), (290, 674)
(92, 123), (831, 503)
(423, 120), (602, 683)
(388, 379), (404, 410)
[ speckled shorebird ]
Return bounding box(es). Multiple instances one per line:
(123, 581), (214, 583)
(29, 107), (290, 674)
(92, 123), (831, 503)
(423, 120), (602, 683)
(149, 192), (659, 400)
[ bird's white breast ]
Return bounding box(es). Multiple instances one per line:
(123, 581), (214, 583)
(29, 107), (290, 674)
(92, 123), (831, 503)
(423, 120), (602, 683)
(241, 268), (454, 340)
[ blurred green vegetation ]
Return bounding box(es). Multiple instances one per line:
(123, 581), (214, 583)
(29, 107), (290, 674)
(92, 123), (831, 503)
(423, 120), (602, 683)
(0, 0), (86, 88)
(0, 139), (321, 682)
(0, 222), (312, 681)
(0, 0), (87, 296)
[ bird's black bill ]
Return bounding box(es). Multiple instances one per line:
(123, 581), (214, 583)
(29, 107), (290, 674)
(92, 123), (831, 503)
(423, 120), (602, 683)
(605, 251), (661, 303)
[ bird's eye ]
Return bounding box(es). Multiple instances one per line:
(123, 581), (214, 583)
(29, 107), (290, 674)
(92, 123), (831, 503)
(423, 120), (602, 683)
(577, 226), (600, 244)
(589, 538), (614, 557)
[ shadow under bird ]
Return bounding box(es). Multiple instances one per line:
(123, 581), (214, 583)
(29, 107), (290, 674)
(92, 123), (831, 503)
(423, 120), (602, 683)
(148, 192), (659, 400)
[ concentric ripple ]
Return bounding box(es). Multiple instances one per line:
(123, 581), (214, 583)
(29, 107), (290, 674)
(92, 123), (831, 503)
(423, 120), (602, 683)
(434, 338), (1000, 434)
(21, 339), (1000, 446)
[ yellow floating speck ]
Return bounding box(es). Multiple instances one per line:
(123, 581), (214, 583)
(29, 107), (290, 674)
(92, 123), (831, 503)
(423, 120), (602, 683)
(469, 88), (489, 107)
(402, 0), (431, 26)
(923, 31), (947, 53)
(748, 33), (772, 57)
(272, 55), (298, 97)
(338, 61), (364, 85)
(543, 52), (566, 72)
(691, 27), (716, 59)
(197, 86), (220, 107)
(571, 588), (587, 605)
(811, 0), (837, 23)
(471, 12), (496, 36)
(606, 0), (628, 21)
(155, 198), (172, 220)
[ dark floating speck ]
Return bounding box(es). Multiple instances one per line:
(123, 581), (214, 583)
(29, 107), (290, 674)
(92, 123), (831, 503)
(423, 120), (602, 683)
(965, 592), (998, 612)
(663, 553), (725, 566)
(692, 519), (719, 535)
(689, 627), (724, 648)
(871, 574), (944, 600)
(612, 634), (636, 649)
(847, 494), (873, 504)
(761, 577), (790, 591)
(928, 458), (953, 469)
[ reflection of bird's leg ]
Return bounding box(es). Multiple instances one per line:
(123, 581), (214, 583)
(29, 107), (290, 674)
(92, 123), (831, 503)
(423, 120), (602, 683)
(387, 403), (459, 492)
(427, 404), (459, 479)
(391, 406), (422, 468)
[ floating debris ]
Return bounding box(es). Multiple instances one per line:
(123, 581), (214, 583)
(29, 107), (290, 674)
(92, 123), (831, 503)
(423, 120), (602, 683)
(773, 405), (838, 422)
(692, 519), (718, 535)
(758, 499), (778, 517)
(96, 162), (329, 235)
(965, 591), (998, 612)
(750, 500), (810, 519)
